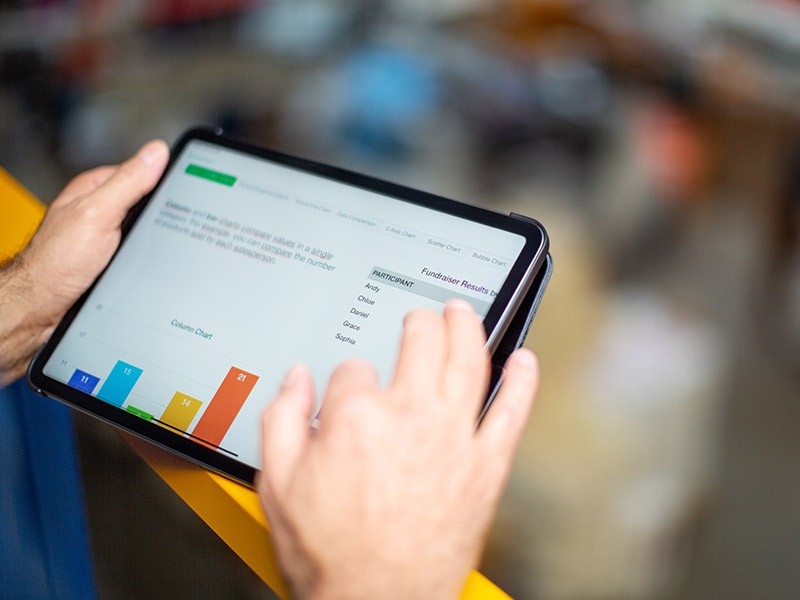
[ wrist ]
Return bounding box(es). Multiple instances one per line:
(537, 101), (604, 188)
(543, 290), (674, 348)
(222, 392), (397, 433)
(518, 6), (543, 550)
(0, 256), (55, 385)
(303, 566), (463, 600)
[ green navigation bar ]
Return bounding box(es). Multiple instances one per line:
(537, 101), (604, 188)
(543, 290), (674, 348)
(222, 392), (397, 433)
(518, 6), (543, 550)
(126, 405), (154, 421)
(185, 164), (237, 187)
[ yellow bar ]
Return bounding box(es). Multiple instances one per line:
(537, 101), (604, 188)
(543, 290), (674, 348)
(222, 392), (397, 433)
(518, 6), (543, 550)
(159, 392), (203, 432)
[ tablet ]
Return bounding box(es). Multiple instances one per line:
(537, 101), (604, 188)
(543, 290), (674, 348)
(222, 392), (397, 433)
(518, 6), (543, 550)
(28, 127), (549, 485)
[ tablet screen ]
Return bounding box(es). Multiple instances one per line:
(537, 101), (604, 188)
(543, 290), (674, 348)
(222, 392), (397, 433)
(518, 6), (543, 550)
(41, 138), (533, 470)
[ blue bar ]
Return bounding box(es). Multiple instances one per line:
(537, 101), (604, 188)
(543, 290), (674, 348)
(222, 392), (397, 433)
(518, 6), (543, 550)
(97, 361), (143, 407)
(67, 369), (100, 394)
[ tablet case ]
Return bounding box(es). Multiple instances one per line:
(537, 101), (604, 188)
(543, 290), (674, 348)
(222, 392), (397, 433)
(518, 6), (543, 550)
(482, 250), (553, 421)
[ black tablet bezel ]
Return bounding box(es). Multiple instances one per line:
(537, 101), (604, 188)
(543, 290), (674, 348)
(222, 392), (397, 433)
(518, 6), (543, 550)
(28, 126), (549, 485)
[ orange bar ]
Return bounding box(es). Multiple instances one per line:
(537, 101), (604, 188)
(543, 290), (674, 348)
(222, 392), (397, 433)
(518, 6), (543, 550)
(192, 367), (259, 447)
(160, 392), (203, 433)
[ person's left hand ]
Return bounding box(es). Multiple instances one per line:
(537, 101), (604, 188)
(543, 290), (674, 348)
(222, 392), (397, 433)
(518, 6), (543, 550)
(20, 140), (169, 325)
(0, 141), (169, 384)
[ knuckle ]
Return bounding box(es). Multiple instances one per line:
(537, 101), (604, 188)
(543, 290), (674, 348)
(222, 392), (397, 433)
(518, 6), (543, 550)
(75, 199), (102, 223)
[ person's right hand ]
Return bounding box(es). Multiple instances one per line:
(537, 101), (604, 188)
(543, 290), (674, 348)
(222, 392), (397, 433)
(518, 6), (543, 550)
(258, 300), (540, 599)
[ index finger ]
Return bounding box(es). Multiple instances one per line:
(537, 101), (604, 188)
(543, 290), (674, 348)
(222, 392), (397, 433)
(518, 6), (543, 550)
(390, 308), (448, 398)
(442, 299), (490, 415)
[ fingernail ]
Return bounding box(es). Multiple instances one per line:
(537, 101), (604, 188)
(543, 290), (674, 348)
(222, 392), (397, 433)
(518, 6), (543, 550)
(513, 348), (538, 369)
(447, 298), (474, 312)
(282, 364), (305, 391)
(138, 141), (164, 166)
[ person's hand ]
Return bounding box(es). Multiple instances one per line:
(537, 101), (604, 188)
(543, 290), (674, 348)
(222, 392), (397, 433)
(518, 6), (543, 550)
(258, 300), (540, 599)
(18, 140), (169, 325)
(0, 141), (169, 385)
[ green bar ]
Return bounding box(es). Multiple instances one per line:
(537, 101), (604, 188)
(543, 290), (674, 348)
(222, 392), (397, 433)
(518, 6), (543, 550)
(126, 405), (154, 421)
(185, 164), (237, 187)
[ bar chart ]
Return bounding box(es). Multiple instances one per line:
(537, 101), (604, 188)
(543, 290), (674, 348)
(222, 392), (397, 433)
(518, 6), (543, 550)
(67, 360), (260, 455)
(192, 367), (258, 447)
(67, 369), (100, 394)
(159, 392), (203, 432)
(97, 361), (143, 407)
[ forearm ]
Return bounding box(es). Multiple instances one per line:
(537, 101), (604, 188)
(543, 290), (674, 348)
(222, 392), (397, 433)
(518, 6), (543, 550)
(0, 257), (54, 386)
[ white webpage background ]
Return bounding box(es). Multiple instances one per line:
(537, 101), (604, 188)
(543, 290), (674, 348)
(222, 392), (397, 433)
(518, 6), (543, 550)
(44, 140), (526, 468)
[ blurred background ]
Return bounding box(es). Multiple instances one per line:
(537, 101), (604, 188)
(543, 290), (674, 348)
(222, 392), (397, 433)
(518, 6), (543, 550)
(2, 0), (800, 598)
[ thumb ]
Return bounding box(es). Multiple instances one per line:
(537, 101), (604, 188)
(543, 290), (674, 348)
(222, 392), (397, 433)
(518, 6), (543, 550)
(477, 348), (539, 462)
(91, 140), (170, 224)
(260, 364), (315, 497)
